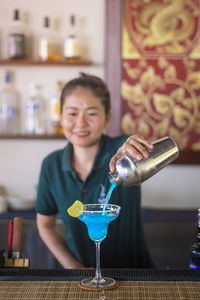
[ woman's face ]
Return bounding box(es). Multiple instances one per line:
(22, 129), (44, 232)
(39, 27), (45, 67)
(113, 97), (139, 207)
(60, 87), (111, 148)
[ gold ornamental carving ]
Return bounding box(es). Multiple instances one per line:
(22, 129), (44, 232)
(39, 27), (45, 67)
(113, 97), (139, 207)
(123, 0), (200, 57)
(121, 0), (200, 150)
(121, 57), (200, 150)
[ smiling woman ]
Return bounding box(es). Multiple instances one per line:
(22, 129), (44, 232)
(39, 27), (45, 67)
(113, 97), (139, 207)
(60, 86), (111, 149)
(36, 72), (155, 270)
(59, 73), (112, 180)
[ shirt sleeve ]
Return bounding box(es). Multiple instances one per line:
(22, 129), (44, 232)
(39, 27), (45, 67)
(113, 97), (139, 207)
(36, 160), (58, 215)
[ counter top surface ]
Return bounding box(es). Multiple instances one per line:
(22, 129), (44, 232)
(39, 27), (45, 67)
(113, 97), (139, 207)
(0, 269), (200, 300)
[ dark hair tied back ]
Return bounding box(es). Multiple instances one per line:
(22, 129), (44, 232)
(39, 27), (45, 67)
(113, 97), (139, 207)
(60, 73), (111, 114)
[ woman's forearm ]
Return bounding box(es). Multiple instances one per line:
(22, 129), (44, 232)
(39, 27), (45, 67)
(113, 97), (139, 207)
(38, 225), (84, 269)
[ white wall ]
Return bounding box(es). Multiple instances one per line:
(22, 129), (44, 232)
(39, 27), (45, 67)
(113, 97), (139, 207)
(142, 165), (200, 209)
(0, 0), (105, 200)
(0, 139), (67, 198)
(0, 0), (199, 209)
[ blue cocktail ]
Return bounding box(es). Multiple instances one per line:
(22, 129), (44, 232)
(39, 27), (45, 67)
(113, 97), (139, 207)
(78, 203), (121, 290)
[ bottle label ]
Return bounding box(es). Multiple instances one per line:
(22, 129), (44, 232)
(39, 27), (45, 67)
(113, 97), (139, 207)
(50, 99), (60, 121)
(39, 39), (52, 61)
(26, 102), (39, 111)
(0, 106), (18, 134)
(0, 107), (16, 119)
(49, 98), (63, 134)
(189, 259), (200, 269)
(8, 34), (25, 58)
(25, 105), (39, 134)
(64, 38), (79, 58)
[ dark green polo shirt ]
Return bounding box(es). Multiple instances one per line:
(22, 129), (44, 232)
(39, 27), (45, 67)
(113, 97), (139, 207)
(36, 134), (153, 268)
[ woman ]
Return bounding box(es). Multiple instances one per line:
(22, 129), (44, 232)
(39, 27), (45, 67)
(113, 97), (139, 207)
(36, 73), (154, 269)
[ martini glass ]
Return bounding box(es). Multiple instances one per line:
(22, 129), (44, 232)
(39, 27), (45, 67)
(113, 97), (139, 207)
(78, 203), (121, 290)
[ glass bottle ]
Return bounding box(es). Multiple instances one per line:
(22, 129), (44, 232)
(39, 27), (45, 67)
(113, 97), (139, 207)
(38, 16), (53, 61)
(24, 83), (45, 135)
(0, 71), (20, 134)
(189, 209), (200, 269)
(8, 9), (26, 59)
(49, 80), (63, 135)
(64, 15), (80, 62)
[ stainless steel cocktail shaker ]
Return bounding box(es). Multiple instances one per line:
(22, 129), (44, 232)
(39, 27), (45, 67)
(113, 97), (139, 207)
(109, 136), (179, 186)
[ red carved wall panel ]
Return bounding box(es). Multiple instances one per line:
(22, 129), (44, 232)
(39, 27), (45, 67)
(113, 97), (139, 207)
(121, 0), (200, 151)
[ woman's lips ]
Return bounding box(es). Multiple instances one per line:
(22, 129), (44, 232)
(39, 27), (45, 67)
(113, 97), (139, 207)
(74, 132), (89, 137)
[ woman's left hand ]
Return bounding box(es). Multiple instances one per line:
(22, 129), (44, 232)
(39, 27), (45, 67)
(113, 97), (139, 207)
(109, 135), (153, 172)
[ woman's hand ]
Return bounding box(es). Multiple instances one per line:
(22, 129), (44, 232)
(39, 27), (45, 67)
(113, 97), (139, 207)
(109, 135), (153, 172)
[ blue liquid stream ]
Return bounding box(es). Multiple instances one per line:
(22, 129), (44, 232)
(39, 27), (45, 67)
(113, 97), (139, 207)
(103, 181), (117, 209)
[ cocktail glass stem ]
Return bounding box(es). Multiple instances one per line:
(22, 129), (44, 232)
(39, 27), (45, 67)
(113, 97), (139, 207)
(95, 242), (103, 282)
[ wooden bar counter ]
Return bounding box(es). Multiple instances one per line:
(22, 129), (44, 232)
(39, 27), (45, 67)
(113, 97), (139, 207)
(0, 268), (200, 299)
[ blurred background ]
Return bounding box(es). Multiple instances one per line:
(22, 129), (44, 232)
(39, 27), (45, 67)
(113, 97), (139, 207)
(0, 0), (199, 269)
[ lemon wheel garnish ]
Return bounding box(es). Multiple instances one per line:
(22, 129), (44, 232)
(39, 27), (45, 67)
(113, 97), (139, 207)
(67, 200), (84, 217)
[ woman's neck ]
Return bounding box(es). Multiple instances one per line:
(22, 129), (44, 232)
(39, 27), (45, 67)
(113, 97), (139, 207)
(72, 143), (100, 181)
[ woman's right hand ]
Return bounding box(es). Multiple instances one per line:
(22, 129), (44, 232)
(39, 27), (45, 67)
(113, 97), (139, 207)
(109, 134), (153, 172)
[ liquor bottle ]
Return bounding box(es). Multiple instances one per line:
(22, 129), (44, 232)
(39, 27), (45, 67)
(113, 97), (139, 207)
(64, 15), (80, 62)
(189, 209), (200, 269)
(24, 83), (45, 135)
(0, 71), (20, 134)
(49, 81), (63, 135)
(38, 16), (53, 61)
(8, 9), (26, 59)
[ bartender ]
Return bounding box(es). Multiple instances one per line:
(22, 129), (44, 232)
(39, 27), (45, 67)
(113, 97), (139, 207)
(36, 73), (154, 269)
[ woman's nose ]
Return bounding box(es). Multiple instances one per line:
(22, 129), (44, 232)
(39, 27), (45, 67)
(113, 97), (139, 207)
(77, 113), (87, 124)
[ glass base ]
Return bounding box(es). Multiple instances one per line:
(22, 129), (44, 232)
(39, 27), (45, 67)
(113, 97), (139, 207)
(79, 276), (117, 291)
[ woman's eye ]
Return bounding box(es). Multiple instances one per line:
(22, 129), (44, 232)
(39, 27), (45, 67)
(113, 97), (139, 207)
(68, 112), (77, 116)
(88, 113), (97, 116)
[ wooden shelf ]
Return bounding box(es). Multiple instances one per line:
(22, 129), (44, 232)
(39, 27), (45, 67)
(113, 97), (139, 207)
(0, 59), (94, 141)
(172, 150), (200, 165)
(0, 59), (93, 66)
(0, 134), (65, 140)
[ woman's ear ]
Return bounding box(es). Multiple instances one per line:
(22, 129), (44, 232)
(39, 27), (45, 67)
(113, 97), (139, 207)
(105, 111), (112, 126)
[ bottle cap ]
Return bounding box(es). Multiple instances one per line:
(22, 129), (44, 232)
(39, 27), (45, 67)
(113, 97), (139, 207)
(14, 9), (20, 21)
(44, 16), (50, 28)
(70, 15), (75, 26)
